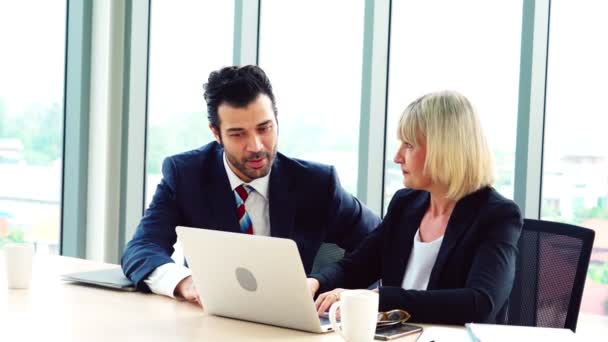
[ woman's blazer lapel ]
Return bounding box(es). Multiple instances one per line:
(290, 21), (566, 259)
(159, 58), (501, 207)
(427, 188), (489, 289)
(383, 188), (490, 289)
(383, 192), (428, 286)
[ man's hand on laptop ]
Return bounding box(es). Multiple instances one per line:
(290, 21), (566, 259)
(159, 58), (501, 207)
(314, 288), (346, 317)
(174, 275), (202, 307)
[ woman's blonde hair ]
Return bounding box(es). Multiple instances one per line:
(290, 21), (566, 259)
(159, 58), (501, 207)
(398, 90), (494, 201)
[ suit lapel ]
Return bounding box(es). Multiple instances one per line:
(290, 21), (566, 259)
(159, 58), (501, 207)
(427, 188), (488, 288)
(204, 146), (240, 233)
(384, 192), (429, 286)
(268, 155), (295, 239)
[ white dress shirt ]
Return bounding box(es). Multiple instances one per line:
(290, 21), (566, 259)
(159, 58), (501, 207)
(401, 228), (444, 291)
(144, 153), (271, 298)
(222, 153), (271, 237)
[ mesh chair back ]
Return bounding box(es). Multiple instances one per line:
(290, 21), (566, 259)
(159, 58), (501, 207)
(507, 219), (595, 331)
(311, 243), (345, 274)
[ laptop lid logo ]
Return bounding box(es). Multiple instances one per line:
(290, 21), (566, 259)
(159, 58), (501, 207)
(235, 267), (257, 291)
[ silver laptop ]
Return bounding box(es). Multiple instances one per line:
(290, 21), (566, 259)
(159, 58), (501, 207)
(62, 268), (135, 291)
(176, 226), (334, 333)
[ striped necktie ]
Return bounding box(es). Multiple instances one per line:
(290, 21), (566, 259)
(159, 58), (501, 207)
(234, 184), (254, 234)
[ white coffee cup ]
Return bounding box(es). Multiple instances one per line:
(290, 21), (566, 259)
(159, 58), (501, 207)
(329, 289), (379, 342)
(4, 243), (35, 289)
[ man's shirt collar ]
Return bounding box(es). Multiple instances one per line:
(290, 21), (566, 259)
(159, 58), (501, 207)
(223, 152), (270, 199)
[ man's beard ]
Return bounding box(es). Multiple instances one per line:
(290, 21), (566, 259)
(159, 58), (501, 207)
(226, 148), (277, 181)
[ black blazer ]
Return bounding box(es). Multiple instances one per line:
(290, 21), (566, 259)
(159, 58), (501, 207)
(312, 187), (522, 325)
(121, 142), (381, 291)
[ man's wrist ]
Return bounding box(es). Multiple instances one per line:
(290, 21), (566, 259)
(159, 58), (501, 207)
(144, 263), (191, 298)
(174, 275), (191, 298)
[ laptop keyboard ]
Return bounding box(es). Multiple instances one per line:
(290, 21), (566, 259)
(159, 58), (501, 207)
(319, 311), (337, 326)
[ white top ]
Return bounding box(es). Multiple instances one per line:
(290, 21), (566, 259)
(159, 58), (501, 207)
(401, 228), (444, 290)
(144, 153), (271, 298)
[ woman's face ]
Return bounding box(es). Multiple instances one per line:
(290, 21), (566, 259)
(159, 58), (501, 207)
(393, 137), (432, 190)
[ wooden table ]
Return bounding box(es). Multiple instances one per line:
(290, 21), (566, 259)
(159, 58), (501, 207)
(1, 255), (468, 341)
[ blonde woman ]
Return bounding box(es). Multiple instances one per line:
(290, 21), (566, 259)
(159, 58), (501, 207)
(308, 91), (522, 324)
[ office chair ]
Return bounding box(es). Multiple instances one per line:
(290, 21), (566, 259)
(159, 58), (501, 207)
(507, 218), (595, 331)
(311, 243), (344, 274)
(311, 243), (381, 290)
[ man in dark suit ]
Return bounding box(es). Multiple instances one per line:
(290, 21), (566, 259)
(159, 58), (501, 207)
(121, 65), (380, 304)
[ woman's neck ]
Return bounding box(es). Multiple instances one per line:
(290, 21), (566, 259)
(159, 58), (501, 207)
(427, 191), (456, 217)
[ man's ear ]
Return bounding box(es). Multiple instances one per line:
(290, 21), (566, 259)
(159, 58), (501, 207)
(209, 124), (222, 144)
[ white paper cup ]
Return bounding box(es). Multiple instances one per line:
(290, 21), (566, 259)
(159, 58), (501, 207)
(4, 243), (35, 289)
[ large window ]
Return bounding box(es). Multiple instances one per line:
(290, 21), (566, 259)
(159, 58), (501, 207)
(0, 1), (66, 254)
(384, 0), (522, 209)
(542, 0), (608, 317)
(258, 0), (365, 195)
(145, 1), (234, 205)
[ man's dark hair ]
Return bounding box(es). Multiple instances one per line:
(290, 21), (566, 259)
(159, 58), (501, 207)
(203, 65), (278, 131)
